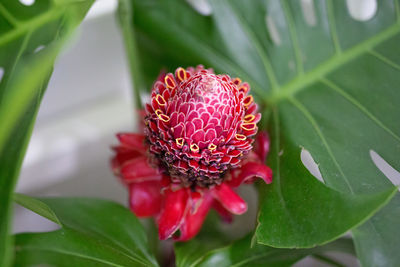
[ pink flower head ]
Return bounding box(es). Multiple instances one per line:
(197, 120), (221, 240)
(112, 65), (272, 241)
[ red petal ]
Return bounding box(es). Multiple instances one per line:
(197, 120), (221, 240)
(117, 133), (146, 151)
(158, 188), (189, 240)
(111, 146), (143, 171)
(129, 181), (162, 217)
(175, 194), (212, 241)
(229, 162), (273, 187)
(254, 131), (270, 162)
(120, 156), (162, 183)
(212, 184), (247, 215)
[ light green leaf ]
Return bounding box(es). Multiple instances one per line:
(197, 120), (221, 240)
(14, 197), (159, 267)
(0, 1), (93, 265)
(14, 193), (61, 225)
(124, 0), (400, 265)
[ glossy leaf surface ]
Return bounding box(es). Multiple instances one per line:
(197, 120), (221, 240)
(175, 233), (355, 267)
(14, 197), (158, 267)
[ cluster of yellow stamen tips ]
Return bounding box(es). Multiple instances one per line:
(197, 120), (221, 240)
(155, 109), (170, 122)
(153, 71), (257, 156)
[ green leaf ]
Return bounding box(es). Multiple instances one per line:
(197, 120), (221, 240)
(255, 110), (397, 248)
(174, 211), (233, 267)
(125, 0), (400, 265)
(0, 1), (93, 265)
(14, 193), (61, 225)
(175, 233), (355, 267)
(14, 197), (159, 267)
(117, 0), (144, 108)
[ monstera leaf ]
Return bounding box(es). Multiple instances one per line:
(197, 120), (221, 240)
(122, 0), (400, 266)
(0, 0), (93, 265)
(14, 195), (158, 266)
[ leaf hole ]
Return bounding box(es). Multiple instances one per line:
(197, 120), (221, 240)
(0, 67), (4, 83)
(300, 148), (324, 183)
(300, 0), (317, 26)
(34, 45), (45, 53)
(370, 150), (400, 190)
(346, 0), (377, 21)
(186, 0), (212, 16)
(265, 15), (282, 46)
(19, 0), (35, 6)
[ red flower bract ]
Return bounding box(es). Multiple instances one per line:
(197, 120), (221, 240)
(112, 65), (272, 241)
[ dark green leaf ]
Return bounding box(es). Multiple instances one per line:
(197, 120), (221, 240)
(126, 0), (400, 265)
(255, 110), (396, 248)
(0, 1), (93, 265)
(175, 233), (355, 267)
(14, 197), (158, 266)
(174, 211), (233, 267)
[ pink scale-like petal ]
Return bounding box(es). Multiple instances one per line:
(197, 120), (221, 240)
(221, 156), (231, 164)
(246, 103), (257, 114)
(189, 160), (199, 169)
(205, 129), (217, 141)
(162, 88), (171, 100)
(228, 150), (241, 157)
(175, 194), (213, 241)
(212, 183), (247, 215)
(120, 156), (162, 183)
(192, 130), (205, 143)
(253, 113), (262, 124)
(225, 129), (235, 143)
(229, 161), (272, 187)
(186, 110), (199, 122)
(208, 118), (218, 126)
(200, 112), (210, 125)
(215, 125), (223, 136)
(198, 141), (208, 149)
(192, 118), (203, 130)
(179, 103), (190, 114)
(230, 157), (240, 166)
(129, 181), (162, 217)
(207, 106), (215, 115)
(158, 188), (189, 240)
(173, 123), (184, 139)
(170, 112), (179, 126)
(145, 103), (154, 114)
(177, 113), (185, 123)
(185, 122), (195, 138)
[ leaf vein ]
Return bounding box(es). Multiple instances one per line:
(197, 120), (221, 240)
(321, 78), (400, 143)
(326, 0), (342, 54)
(289, 97), (355, 194)
(368, 49), (400, 71)
(17, 246), (130, 267)
(280, 0), (304, 74)
(0, 3), (19, 26)
(225, 0), (279, 91)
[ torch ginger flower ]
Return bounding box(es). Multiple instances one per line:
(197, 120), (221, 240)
(112, 65), (272, 241)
